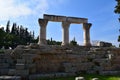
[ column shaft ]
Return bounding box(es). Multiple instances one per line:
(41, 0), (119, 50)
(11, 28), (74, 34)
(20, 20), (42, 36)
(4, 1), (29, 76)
(38, 19), (48, 45)
(83, 23), (92, 46)
(62, 22), (70, 45)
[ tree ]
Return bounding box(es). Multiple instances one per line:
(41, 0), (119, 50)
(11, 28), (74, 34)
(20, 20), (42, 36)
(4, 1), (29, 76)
(46, 37), (62, 45)
(115, 0), (120, 47)
(0, 28), (6, 48)
(70, 37), (77, 45)
(0, 20), (37, 49)
(115, 0), (120, 14)
(6, 20), (10, 33)
(11, 23), (17, 35)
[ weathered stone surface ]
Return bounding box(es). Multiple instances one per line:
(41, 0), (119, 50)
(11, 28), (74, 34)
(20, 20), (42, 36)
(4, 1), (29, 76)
(92, 78), (99, 80)
(29, 72), (75, 80)
(17, 59), (25, 64)
(0, 76), (21, 80)
(0, 69), (9, 75)
(100, 71), (120, 75)
(8, 69), (16, 75)
(1, 44), (120, 78)
(0, 63), (9, 68)
(38, 14), (91, 46)
(16, 64), (25, 70)
(44, 14), (88, 23)
(15, 69), (29, 76)
(75, 77), (85, 80)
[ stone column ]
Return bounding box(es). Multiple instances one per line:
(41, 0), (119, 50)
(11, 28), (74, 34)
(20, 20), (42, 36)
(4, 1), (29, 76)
(62, 21), (70, 45)
(38, 19), (48, 45)
(83, 23), (92, 46)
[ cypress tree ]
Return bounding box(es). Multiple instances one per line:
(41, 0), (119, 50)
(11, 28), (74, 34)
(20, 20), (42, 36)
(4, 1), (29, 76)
(6, 20), (10, 33)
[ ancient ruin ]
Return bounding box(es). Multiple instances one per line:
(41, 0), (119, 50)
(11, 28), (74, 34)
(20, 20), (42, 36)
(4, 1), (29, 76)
(0, 14), (120, 80)
(38, 14), (92, 46)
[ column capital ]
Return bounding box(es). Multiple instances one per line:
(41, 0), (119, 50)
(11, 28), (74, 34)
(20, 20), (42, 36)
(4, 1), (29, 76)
(38, 19), (48, 28)
(62, 21), (70, 29)
(83, 23), (92, 30)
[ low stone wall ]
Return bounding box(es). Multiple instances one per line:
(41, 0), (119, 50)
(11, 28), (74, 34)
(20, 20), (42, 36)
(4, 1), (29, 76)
(0, 45), (120, 79)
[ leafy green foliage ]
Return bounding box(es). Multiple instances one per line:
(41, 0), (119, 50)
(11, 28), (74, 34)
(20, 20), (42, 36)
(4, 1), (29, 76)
(114, 0), (120, 14)
(115, 0), (120, 46)
(0, 20), (36, 49)
(46, 37), (78, 45)
(70, 37), (77, 46)
(47, 38), (62, 45)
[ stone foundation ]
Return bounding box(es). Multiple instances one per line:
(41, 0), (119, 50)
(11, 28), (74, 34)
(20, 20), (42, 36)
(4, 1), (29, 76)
(0, 45), (120, 79)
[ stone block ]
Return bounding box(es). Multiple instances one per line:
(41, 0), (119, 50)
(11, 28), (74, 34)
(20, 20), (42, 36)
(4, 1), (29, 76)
(17, 59), (25, 64)
(26, 59), (33, 64)
(0, 59), (6, 63)
(75, 77), (85, 80)
(28, 64), (36, 74)
(0, 69), (9, 75)
(22, 54), (36, 60)
(87, 70), (95, 74)
(29, 43), (39, 49)
(15, 69), (29, 76)
(0, 63), (9, 68)
(92, 78), (99, 80)
(0, 54), (5, 59)
(29, 67), (36, 74)
(44, 14), (67, 22)
(8, 69), (16, 75)
(27, 63), (36, 68)
(0, 76), (21, 80)
(6, 59), (14, 64)
(100, 71), (120, 75)
(16, 64), (25, 70)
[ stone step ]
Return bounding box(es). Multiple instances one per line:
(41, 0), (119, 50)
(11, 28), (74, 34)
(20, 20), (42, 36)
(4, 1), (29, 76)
(0, 63), (9, 68)
(16, 64), (25, 70)
(0, 76), (21, 80)
(17, 59), (25, 64)
(15, 69), (29, 76)
(0, 69), (9, 75)
(8, 69), (16, 75)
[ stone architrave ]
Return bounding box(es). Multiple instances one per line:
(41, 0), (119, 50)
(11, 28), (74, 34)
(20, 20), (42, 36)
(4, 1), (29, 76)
(62, 21), (70, 45)
(83, 23), (92, 46)
(38, 19), (48, 45)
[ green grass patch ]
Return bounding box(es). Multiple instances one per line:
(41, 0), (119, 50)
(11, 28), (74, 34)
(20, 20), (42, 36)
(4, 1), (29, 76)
(38, 74), (120, 80)
(81, 74), (120, 80)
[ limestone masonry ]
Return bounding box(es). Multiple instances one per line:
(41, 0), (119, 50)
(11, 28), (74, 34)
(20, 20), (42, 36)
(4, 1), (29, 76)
(0, 44), (120, 79)
(38, 14), (91, 46)
(0, 14), (120, 80)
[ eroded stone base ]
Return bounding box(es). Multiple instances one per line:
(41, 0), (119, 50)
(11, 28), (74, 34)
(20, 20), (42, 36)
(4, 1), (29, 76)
(0, 44), (120, 79)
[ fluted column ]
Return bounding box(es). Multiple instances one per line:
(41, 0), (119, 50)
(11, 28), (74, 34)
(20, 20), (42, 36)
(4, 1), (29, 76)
(62, 21), (70, 45)
(83, 23), (92, 46)
(38, 19), (48, 45)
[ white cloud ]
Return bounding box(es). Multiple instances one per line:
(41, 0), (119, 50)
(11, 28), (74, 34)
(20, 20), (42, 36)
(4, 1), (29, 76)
(0, 0), (66, 21)
(0, 0), (32, 20)
(31, 0), (49, 17)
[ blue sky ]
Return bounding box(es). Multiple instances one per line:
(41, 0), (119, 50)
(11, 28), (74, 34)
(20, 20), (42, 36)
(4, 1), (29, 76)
(0, 0), (119, 46)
